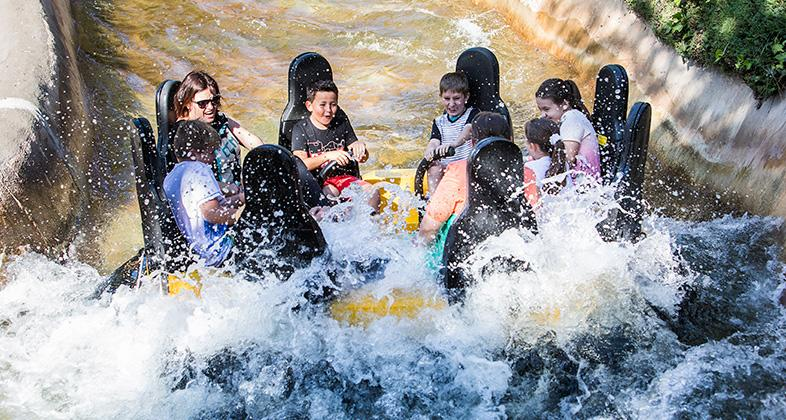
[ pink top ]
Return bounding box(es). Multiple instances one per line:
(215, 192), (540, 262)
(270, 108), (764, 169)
(560, 109), (600, 180)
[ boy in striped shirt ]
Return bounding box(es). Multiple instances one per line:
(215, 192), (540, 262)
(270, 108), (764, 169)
(423, 71), (479, 193)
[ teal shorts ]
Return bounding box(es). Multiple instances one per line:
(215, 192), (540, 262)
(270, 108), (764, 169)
(426, 214), (456, 272)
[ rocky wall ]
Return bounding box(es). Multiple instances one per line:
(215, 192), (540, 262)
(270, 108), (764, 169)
(484, 0), (786, 218)
(0, 0), (90, 253)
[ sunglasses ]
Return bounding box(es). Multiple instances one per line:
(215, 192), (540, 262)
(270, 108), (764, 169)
(194, 95), (221, 109)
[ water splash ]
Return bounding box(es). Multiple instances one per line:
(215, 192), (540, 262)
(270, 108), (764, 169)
(2, 185), (784, 417)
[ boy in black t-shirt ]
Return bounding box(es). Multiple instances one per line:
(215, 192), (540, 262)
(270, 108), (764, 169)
(291, 80), (379, 210)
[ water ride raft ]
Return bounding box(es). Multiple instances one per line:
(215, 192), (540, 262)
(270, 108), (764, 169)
(117, 47), (652, 325)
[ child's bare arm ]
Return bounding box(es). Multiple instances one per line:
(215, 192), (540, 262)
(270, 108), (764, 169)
(219, 182), (240, 196)
(294, 150), (353, 170)
(562, 140), (580, 166)
(227, 118), (264, 150)
(417, 213), (443, 244)
(454, 124), (472, 146)
(200, 198), (240, 225)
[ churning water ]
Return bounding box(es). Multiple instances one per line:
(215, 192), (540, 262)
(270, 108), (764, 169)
(2, 185), (784, 418)
(2, 0), (785, 418)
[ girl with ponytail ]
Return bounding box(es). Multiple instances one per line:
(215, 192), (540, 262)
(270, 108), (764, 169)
(535, 78), (600, 181)
(523, 118), (568, 206)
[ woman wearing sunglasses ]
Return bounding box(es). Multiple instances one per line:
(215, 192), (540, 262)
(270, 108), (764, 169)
(174, 70), (263, 188)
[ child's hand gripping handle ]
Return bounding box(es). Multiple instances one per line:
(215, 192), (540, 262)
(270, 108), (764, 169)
(428, 146), (455, 162)
(317, 150), (359, 184)
(414, 146), (456, 204)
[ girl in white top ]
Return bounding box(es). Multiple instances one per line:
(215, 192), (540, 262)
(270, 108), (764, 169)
(523, 118), (566, 208)
(535, 78), (601, 181)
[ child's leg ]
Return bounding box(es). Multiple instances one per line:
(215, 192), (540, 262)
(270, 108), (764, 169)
(363, 184), (381, 212)
(322, 184), (340, 200)
(427, 161), (446, 194)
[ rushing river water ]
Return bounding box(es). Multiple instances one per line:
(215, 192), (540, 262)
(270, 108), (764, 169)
(1, 0), (785, 418)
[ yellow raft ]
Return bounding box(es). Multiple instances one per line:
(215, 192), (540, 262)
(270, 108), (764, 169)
(329, 287), (448, 326)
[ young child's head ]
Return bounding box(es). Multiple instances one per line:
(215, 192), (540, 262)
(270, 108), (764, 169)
(470, 112), (511, 144)
(524, 118), (559, 158)
(522, 116), (569, 187)
(439, 72), (470, 118)
(173, 120), (221, 163)
(306, 80), (339, 127)
(535, 78), (590, 122)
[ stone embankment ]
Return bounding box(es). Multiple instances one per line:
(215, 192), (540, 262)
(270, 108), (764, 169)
(486, 0), (786, 218)
(0, 1), (90, 253)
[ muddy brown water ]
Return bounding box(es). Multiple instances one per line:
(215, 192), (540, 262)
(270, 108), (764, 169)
(72, 0), (594, 272)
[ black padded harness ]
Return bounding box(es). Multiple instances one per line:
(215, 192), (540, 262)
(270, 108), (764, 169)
(234, 145), (328, 279)
(456, 47), (513, 138)
(591, 64), (629, 183)
(441, 137), (538, 301)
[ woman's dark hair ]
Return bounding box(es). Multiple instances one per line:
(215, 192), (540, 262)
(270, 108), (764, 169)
(173, 120), (221, 161)
(525, 118), (567, 188)
(306, 79), (339, 102)
(535, 78), (590, 118)
(175, 71), (221, 119)
(470, 112), (511, 142)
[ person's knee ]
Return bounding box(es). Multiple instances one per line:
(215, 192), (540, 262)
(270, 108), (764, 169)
(323, 184), (340, 198)
(368, 188), (381, 211)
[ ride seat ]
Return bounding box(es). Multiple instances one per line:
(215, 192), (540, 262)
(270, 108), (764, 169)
(130, 79), (191, 273)
(278, 52), (359, 180)
(456, 47), (513, 139)
(414, 47), (514, 201)
(234, 144), (328, 278)
(591, 64), (629, 184)
(441, 137), (538, 302)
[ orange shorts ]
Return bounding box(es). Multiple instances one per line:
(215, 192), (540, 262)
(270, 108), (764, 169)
(323, 175), (369, 193)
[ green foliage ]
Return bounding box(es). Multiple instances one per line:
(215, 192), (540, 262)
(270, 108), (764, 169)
(626, 0), (786, 99)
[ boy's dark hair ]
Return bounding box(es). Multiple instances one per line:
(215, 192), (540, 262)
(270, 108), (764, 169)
(306, 79), (339, 103)
(175, 70), (221, 119)
(173, 120), (221, 161)
(439, 71), (470, 95)
(535, 78), (591, 117)
(470, 112), (511, 142)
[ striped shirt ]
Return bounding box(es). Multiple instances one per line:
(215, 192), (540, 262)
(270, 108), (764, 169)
(430, 107), (479, 164)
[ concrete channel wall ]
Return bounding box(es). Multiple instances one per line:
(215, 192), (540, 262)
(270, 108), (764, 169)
(0, 0), (90, 253)
(485, 0), (786, 218)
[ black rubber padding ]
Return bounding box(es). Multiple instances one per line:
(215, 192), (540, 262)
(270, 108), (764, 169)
(316, 159), (361, 185)
(234, 144), (328, 279)
(591, 64), (628, 184)
(614, 102), (651, 241)
(130, 117), (163, 260)
(596, 101), (651, 242)
(128, 81), (192, 274)
(455, 47), (513, 139)
(279, 52), (334, 151)
(414, 146), (455, 201)
(155, 80), (181, 178)
(441, 137), (538, 302)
